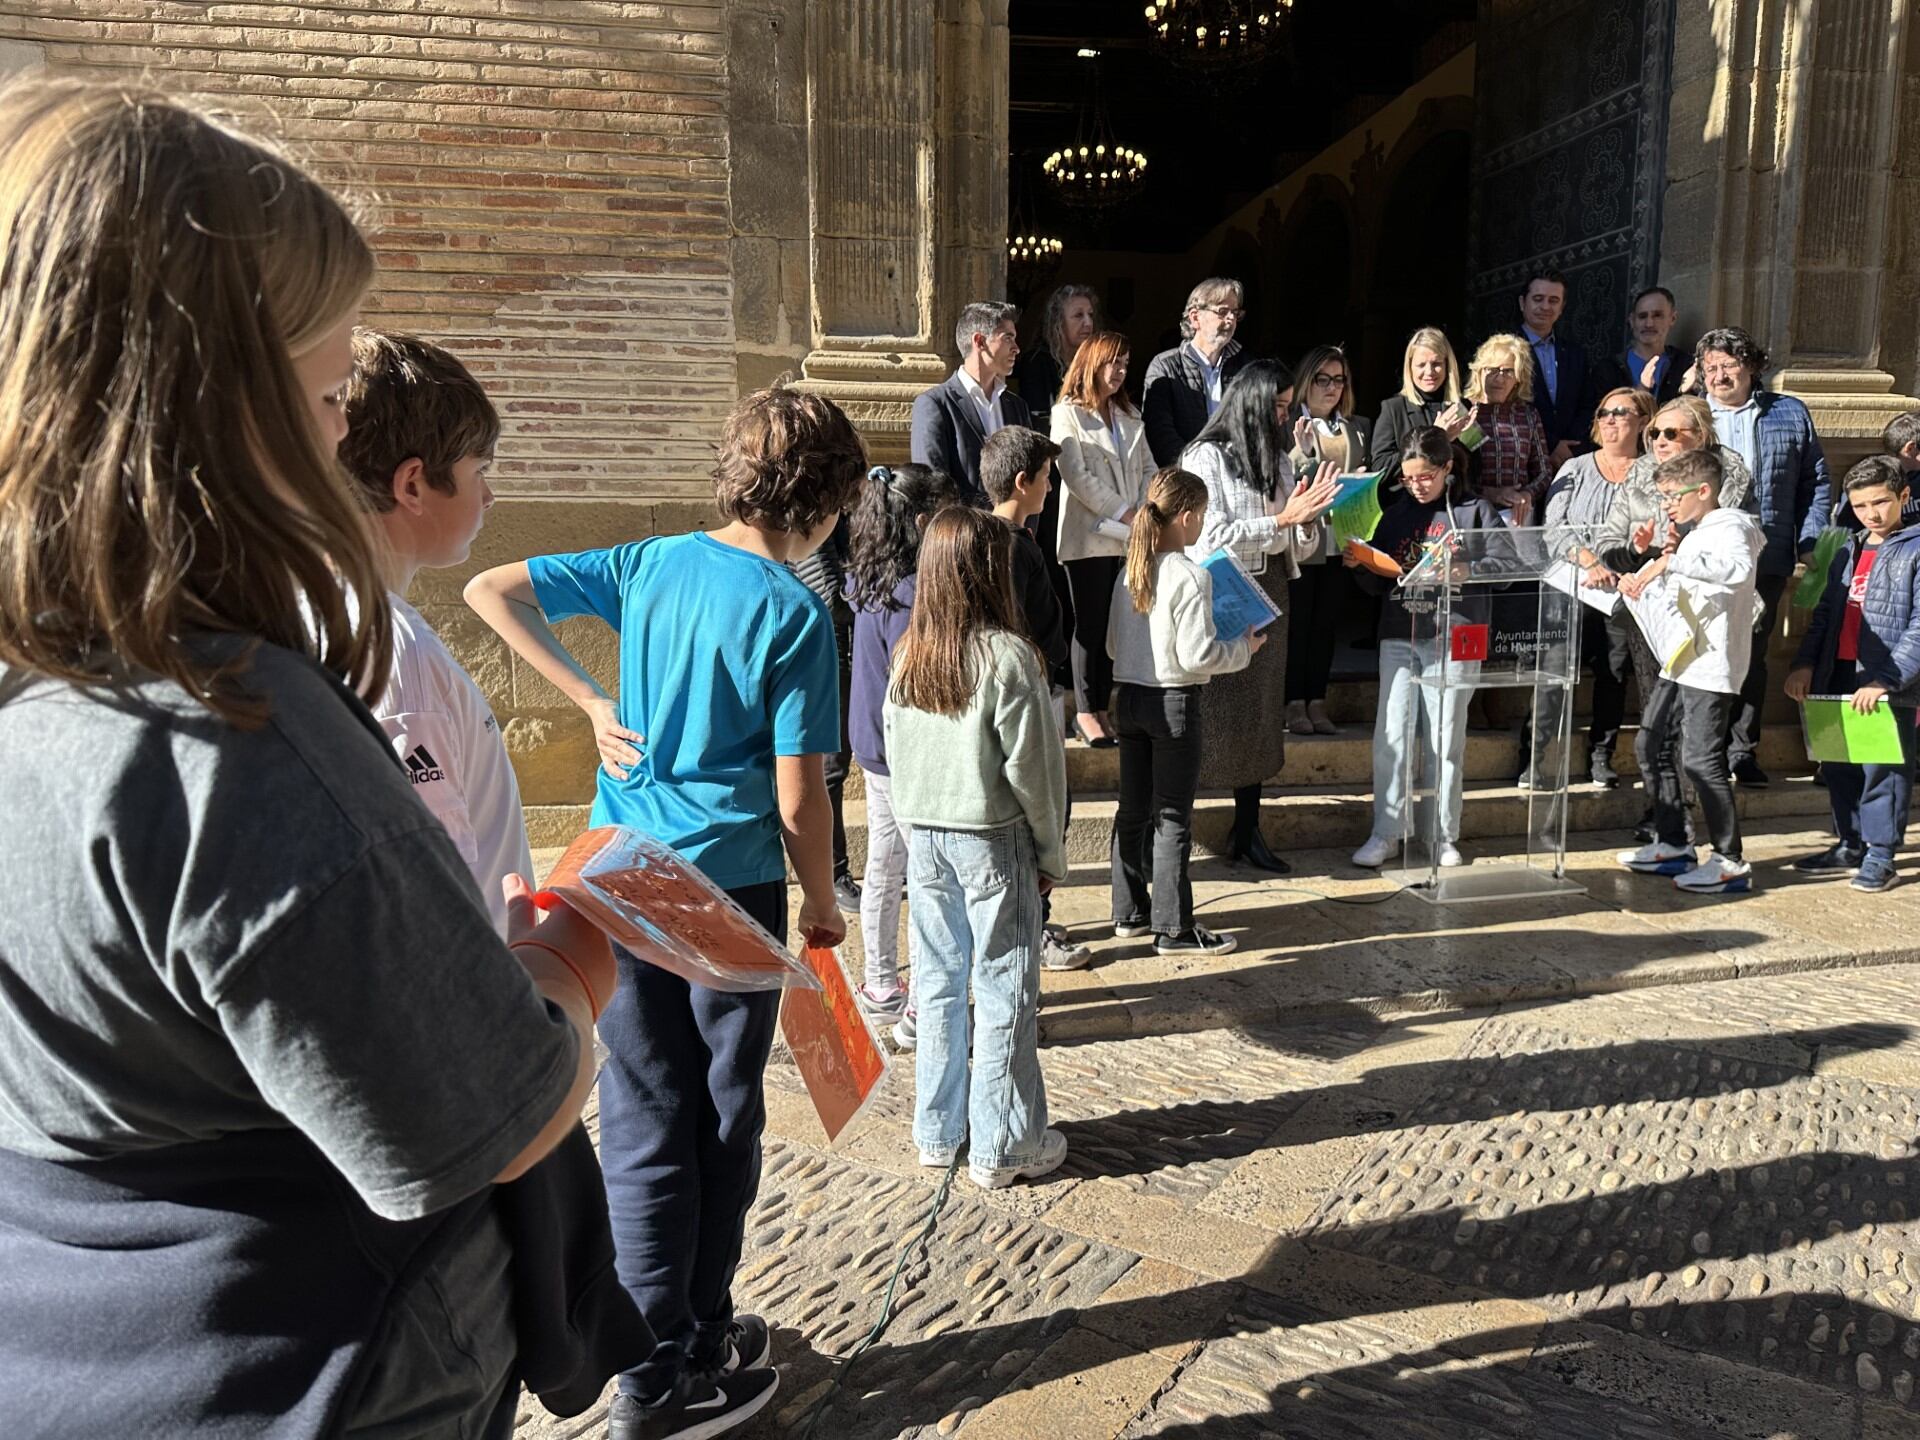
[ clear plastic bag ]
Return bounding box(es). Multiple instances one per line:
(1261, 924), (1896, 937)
(779, 944), (892, 1145)
(539, 826), (821, 993)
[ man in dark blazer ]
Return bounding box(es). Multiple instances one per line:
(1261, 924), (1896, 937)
(1517, 268), (1594, 468)
(910, 300), (1030, 506)
(1592, 285), (1690, 406)
(1142, 277), (1249, 467)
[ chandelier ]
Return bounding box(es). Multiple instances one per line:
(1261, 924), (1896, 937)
(1042, 52), (1147, 211)
(1009, 233), (1063, 265)
(1144, 0), (1293, 63)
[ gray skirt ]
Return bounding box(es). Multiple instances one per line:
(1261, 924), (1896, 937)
(1199, 561), (1289, 789)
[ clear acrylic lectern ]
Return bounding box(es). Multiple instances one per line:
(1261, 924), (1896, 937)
(1389, 522), (1600, 903)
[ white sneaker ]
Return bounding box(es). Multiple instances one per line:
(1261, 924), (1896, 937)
(1040, 933), (1092, 970)
(1674, 852), (1753, 894)
(970, 1128), (1068, 1190)
(1437, 843), (1465, 868)
(891, 1011), (917, 1052)
(919, 1144), (958, 1168)
(1352, 834), (1397, 868)
(1617, 840), (1694, 875)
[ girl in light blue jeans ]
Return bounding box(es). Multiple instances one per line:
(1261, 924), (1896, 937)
(882, 508), (1070, 1190)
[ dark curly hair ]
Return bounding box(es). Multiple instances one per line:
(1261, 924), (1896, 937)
(1694, 326), (1769, 376)
(712, 386), (867, 534)
(847, 463), (964, 612)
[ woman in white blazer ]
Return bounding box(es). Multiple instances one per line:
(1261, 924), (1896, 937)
(1051, 330), (1152, 746)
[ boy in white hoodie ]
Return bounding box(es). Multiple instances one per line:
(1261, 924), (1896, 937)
(1616, 448), (1764, 892)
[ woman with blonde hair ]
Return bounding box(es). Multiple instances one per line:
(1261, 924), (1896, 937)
(1464, 333), (1551, 505)
(1370, 326), (1477, 495)
(0, 79), (629, 1436)
(1052, 328), (1152, 745)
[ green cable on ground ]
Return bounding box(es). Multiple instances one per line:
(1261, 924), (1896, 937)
(794, 1152), (962, 1439)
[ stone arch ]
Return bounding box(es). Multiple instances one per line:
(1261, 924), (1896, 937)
(1360, 116), (1474, 408)
(1271, 175), (1359, 366)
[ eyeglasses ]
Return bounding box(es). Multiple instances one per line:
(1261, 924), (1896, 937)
(1646, 426), (1697, 442)
(1596, 407), (1638, 419)
(1483, 366), (1516, 378)
(1656, 484), (1705, 500)
(1312, 373), (1346, 388)
(1701, 364), (1743, 380)
(1196, 305), (1244, 320)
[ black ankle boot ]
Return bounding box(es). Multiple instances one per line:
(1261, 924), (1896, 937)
(1227, 787), (1290, 874)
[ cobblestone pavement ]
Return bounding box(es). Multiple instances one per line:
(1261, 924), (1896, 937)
(519, 824), (1920, 1438)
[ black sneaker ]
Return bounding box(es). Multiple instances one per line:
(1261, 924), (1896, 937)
(1731, 757), (1770, 787)
(1590, 753), (1619, 789)
(1515, 769), (1538, 791)
(1154, 926), (1236, 956)
(714, 1314), (771, 1374)
(833, 874), (862, 914)
(608, 1370), (779, 1440)
(1792, 843), (1865, 875)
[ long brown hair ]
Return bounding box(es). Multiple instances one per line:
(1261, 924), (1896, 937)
(890, 507), (1033, 716)
(1125, 467), (1210, 614)
(1059, 330), (1137, 414)
(0, 79), (385, 725)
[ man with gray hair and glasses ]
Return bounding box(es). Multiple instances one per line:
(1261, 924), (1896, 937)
(911, 299), (1032, 506)
(1143, 277), (1249, 466)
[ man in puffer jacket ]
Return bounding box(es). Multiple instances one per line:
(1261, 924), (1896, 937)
(1785, 456), (1920, 892)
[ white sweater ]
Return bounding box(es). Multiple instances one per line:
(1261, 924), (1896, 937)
(1656, 508), (1764, 695)
(1106, 553), (1253, 688)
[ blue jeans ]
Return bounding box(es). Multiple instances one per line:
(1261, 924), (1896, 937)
(908, 823), (1049, 1170)
(1823, 673), (1917, 864)
(600, 880), (785, 1400)
(1371, 637), (1475, 844)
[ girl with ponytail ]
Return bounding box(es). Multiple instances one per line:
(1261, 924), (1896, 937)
(1105, 467), (1264, 955)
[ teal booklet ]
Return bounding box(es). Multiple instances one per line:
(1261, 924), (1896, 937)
(1328, 469), (1385, 551)
(1200, 548), (1282, 636)
(1801, 696), (1909, 764)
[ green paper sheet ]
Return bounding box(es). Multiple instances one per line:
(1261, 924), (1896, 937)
(1792, 526), (1849, 609)
(1328, 469), (1384, 551)
(1801, 697), (1909, 764)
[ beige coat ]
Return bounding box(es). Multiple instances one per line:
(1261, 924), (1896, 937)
(1050, 399), (1152, 563)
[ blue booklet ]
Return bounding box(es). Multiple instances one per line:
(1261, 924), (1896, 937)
(1200, 548), (1282, 637)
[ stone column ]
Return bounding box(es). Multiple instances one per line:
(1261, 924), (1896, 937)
(1661, 0), (1920, 456)
(790, 0), (1009, 461)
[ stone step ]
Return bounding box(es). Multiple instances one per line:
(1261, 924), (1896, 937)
(1055, 721), (1813, 791)
(838, 774), (1835, 869)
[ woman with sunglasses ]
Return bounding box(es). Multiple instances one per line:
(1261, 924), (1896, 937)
(1522, 387), (1656, 790)
(1283, 345), (1371, 735)
(1591, 394), (1759, 836)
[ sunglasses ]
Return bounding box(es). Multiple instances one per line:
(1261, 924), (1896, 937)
(1483, 366), (1516, 378)
(1646, 426), (1697, 442)
(1596, 406), (1638, 419)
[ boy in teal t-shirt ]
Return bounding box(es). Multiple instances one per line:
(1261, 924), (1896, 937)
(466, 387), (866, 1438)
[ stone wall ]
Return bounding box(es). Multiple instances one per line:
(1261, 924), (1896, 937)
(0, 1), (738, 838)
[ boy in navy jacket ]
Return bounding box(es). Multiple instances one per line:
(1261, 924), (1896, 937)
(1786, 456), (1920, 892)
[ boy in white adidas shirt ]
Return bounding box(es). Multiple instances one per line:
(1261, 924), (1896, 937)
(339, 330), (533, 935)
(1615, 448), (1764, 893)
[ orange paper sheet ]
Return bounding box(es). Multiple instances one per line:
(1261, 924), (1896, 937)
(542, 826), (819, 993)
(779, 944), (890, 1144)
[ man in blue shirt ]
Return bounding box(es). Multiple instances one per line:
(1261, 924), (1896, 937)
(465, 386), (865, 1440)
(1695, 326), (1834, 786)
(1593, 285), (1689, 405)
(1517, 268), (1594, 471)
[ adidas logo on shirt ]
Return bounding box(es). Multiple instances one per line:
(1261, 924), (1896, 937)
(404, 745), (445, 785)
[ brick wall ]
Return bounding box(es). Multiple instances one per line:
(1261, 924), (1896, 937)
(0, 1), (737, 502)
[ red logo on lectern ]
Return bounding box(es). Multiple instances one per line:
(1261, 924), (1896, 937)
(1450, 624), (1489, 662)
